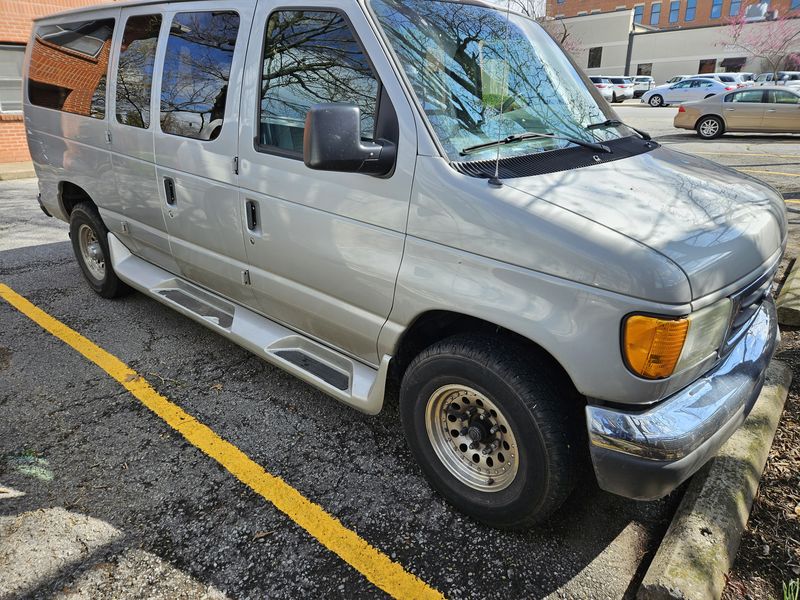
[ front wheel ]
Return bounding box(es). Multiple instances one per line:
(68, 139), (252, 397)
(648, 94), (663, 107)
(70, 202), (131, 299)
(399, 335), (581, 529)
(696, 115), (724, 139)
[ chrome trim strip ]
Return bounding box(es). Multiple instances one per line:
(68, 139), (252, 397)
(587, 298), (777, 461)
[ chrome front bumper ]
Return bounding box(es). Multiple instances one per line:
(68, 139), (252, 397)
(586, 298), (778, 500)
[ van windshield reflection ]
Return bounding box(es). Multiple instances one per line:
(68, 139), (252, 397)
(370, 0), (624, 161)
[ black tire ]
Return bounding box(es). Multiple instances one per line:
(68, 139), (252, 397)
(696, 115), (724, 139)
(611, 92), (618, 103)
(69, 202), (131, 299)
(648, 94), (663, 107)
(399, 334), (581, 529)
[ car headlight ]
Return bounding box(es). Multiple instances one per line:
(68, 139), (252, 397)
(623, 298), (732, 380)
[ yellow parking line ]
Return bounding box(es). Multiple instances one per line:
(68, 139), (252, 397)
(739, 169), (800, 177)
(0, 283), (444, 600)
(785, 199), (800, 204)
(689, 151), (800, 159)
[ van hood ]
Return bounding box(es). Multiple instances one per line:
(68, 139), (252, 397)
(505, 145), (787, 300)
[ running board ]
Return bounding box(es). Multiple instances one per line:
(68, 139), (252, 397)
(107, 234), (389, 414)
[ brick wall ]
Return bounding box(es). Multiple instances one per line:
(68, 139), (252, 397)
(548, 0), (799, 29)
(0, 0), (113, 164)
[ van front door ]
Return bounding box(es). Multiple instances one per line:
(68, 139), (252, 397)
(153, 2), (256, 307)
(237, 0), (417, 365)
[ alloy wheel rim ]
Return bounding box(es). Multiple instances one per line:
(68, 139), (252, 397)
(425, 384), (519, 492)
(700, 119), (719, 137)
(650, 96), (661, 106)
(78, 223), (106, 281)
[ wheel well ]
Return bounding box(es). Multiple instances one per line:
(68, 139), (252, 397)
(390, 311), (577, 394)
(695, 114), (724, 130)
(59, 181), (94, 217)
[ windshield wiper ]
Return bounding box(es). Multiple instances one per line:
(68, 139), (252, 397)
(459, 132), (611, 157)
(586, 119), (651, 141)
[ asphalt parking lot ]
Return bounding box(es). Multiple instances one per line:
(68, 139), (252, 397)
(1, 106), (798, 600)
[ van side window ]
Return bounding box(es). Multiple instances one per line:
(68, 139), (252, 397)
(116, 15), (162, 129)
(28, 19), (115, 118)
(259, 10), (378, 155)
(159, 11), (240, 141)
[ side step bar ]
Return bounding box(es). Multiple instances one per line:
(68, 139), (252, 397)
(107, 234), (390, 414)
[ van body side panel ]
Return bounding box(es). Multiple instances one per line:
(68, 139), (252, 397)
(236, 0), (418, 365)
(23, 7), (121, 221)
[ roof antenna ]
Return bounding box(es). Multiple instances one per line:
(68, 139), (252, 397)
(488, 0), (513, 188)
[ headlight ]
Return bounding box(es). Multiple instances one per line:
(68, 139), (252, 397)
(623, 298), (732, 380)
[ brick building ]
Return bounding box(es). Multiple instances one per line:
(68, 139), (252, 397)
(0, 0), (111, 164)
(548, 0), (799, 29)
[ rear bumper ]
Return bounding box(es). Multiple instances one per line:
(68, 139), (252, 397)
(586, 298), (778, 500)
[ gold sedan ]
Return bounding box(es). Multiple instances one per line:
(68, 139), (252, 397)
(673, 86), (800, 139)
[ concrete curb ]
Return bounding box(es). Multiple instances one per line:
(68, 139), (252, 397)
(0, 162), (35, 181)
(777, 260), (800, 327)
(637, 359), (792, 600)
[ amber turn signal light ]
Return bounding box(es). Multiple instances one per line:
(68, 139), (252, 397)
(623, 315), (689, 379)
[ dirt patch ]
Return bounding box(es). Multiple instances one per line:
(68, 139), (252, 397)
(723, 324), (800, 599)
(0, 347), (11, 371)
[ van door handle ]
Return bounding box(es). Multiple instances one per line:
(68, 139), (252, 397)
(246, 200), (258, 231)
(164, 177), (177, 206)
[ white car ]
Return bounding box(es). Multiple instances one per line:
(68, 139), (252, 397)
(642, 78), (737, 107)
(589, 76), (615, 102)
(599, 76), (635, 103)
(632, 76), (655, 98)
(755, 72), (800, 88)
(665, 75), (693, 84)
(695, 73), (752, 87)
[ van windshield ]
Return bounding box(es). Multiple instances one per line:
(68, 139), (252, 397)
(369, 0), (623, 161)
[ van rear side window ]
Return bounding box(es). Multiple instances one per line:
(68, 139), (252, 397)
(116, 14), (162, 129)
(28, 19), (115, 118)
(159, 11), (239, 141)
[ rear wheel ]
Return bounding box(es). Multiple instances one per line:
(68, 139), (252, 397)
(696, 115), (724, 139)
(399, 335), (581, 529)
(648, 94), (663, 107)
(69, 202), (131, 299)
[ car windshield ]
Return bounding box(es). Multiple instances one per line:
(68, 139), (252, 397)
(369, 0), (621, 161)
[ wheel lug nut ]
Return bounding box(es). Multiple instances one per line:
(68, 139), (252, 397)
(460, 427), (468, 436)
(469, 441), (479, 449)
(489, 425), (500, 434)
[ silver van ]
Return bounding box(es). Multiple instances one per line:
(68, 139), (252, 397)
(24, 0), (786, 529)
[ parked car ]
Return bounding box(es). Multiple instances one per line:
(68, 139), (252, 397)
(602, 76), (635, 102)
(642, 78), (737, 106)
(589, 76), (615, 101)
(24, 0), (786, 529)
(695, 73), (754, 87)
(755, 71), (800, 86)
(674, 86), (800, 139)
(632, 76), (655, 98)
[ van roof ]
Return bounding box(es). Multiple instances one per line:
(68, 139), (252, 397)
(32, 0), (499, 22)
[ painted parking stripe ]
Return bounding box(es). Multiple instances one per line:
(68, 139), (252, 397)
(688, 151), (800, 159)
(0, 283), (444, 600)
(738, 169), (800, 177)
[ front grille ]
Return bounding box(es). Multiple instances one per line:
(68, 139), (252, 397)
(722, 265), (777, 355)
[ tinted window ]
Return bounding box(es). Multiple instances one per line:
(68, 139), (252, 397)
(685, 0), (696, 20)
(588, 47), (602, 69)
(633, 5), (644, 22)
(729, 0), (742, 15)
(160, 11), (239, 141)
(259, 10), (378, 154)
(28, 19), (114, 118)
(116, 15), (161, 129)
(650, 3), (661, 24)
(768, 90), (799, 104)
(669, 0), (680, 22)
(710, 0), (723, 18)
(727, 90), (764, 103)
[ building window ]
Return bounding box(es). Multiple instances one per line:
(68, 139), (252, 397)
(669, 0), (681, 21)
(685, 0), (697, 20)
(729, 0), (742, 14)
(259, 10), (379, 155)
(791, 0), (799, 9)
(0, 45), (25, 113)
(637, 62), (653, 75)
(710, 0), (723, 18)
(650, 3), (662, 24)
(27, 19), (115, 118)
(633, 5), (645, 22)
(116, 15), (161, 129)
(160, 11), (240, 141)
(699, 58), (717, 72)
(588, 46), (603, 68)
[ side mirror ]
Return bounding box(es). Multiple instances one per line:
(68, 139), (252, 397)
(303, 103), (396, 176)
